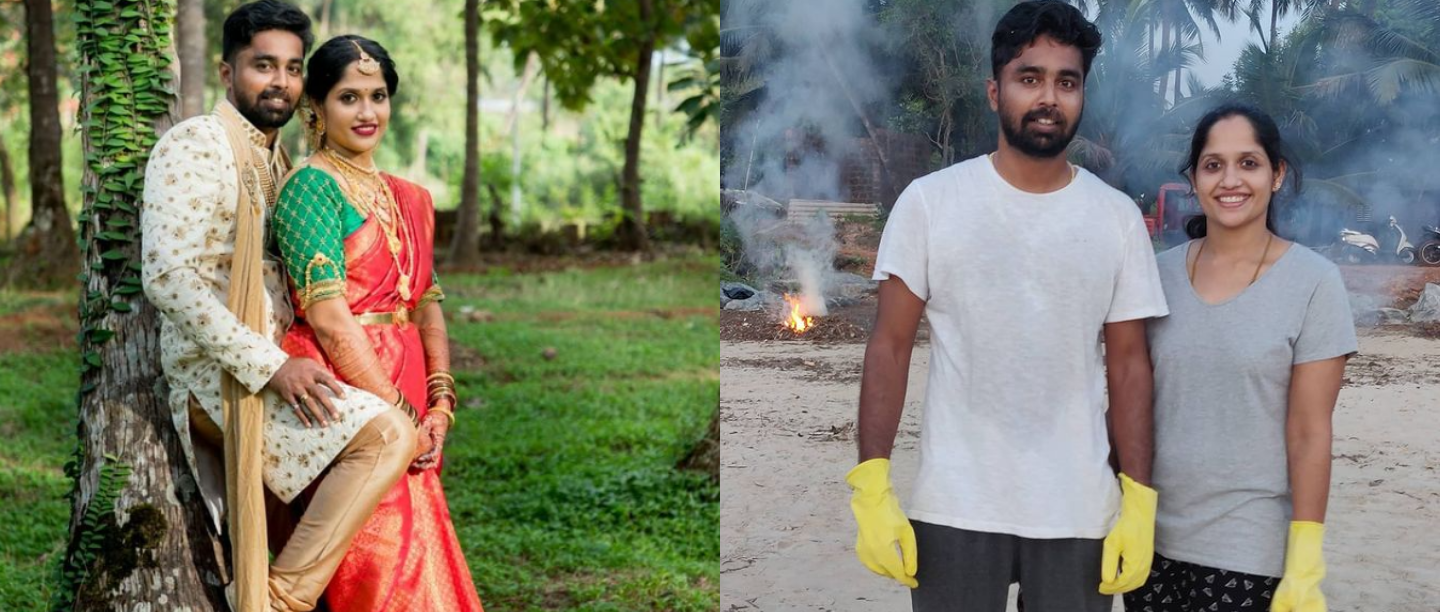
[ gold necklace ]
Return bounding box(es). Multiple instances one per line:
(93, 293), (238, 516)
(1188, 233), (1274, 287)
(323, 148), (416, 301)
(324, 148), (391, 223)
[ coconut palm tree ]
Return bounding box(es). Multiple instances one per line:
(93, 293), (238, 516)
(1309, 0), (1440, 104)
(1150, 0), (1241, 104)
(1073, 0), (1205, 188)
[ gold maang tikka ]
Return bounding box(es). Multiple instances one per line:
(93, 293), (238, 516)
(352, 41), (380, 76)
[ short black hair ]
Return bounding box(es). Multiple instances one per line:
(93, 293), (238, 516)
(991, 1), (1102, 81)
(305, 35), (401, 103)
(222, 0), (314, 63)
(1180, 102), (1301, 239)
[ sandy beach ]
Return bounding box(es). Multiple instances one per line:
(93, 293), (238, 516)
(719, 328), (1440, 612)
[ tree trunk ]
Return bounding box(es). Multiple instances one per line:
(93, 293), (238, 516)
(1173, 66), (1182, 103)
(60, 1), (226, 609)
(448, 0), (483, 266)
(542, 77), (551, 131)
(818, 41), (897, 202)
(15, 0), (79, 288)
(507, 53), (541, 228)
(1270, 3), (1279, 55)
(486, 183), (505, 250)
(318, 0), (335, 39)
(410, 128), (429, 178)
(1148, 21), (1155, 65)
(1158, 22), (1171, 104)
(177, 0), (206, 118)
(0, 134), (15, 240)
(677, 408), (719, 482)
(655, 48), (665, 130)
(617, 1), (655, 253)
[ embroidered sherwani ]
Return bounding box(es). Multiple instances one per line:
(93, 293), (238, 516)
(141, 101), (390, 529)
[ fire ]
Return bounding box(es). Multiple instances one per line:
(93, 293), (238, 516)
(782, 293), (815, 334)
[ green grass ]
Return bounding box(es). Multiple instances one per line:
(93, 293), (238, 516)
(0, 253), (719, 611)
(0, 350), (76, 610)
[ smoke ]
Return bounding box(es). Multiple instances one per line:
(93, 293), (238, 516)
(1258, 51), (1440, 256)
(727, 200), (837, 316)
(721, 1), (1440, 326)
(721, 0), (896, 315)
(727, 201), (787, 277)
(721, 0), (892, 201)
(784, 213), (837, 316)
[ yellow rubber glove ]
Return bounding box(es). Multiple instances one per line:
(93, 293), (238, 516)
(1271, 521), (1326, 612)
(1099, 472), (1157, 595)
(845, 458), (918, 588)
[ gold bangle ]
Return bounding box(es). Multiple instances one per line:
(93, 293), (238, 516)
(429, 390), (457, 407)
(428, 406), (456, 426)
(391, 388), (419, 426)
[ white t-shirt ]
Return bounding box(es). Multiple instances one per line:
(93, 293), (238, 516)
(873, 154), (1168, 539)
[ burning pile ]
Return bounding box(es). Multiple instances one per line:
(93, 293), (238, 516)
(782, 293), (816, 334)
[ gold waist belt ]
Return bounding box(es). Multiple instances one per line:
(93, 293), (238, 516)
(354, 304), (410, 326)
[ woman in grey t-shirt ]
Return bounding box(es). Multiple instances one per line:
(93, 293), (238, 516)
(1124, 104), (1357, 612)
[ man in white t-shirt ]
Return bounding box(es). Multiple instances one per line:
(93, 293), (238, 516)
(844, 2), (1169, 610)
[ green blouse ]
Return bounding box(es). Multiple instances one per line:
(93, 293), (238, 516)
(273, 166), (444, 310)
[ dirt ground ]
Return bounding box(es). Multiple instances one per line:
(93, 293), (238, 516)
(721, 240), (1440, 611)
(0, 295), (77, 354)
(721, 300), (882, 344)
(721, 219), (1440, 610)
(720, 325), (1440, 611)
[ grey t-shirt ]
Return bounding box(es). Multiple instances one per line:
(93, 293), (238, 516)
(1148, 241), (1357, 577)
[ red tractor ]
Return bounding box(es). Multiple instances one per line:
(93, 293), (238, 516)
(1140, 182), (1199, 249)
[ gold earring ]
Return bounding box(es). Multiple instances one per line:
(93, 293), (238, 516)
(308, 115), (326, 151)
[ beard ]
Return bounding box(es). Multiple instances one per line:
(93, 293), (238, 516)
(234, 87), (297, 130)
(999, 101), (1080, 159)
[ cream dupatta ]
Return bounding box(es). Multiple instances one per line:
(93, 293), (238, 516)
(216, 107), (289, 612)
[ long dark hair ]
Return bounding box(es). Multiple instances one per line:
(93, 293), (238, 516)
(304, 35), (400, 103)
(1179, 103), (1301, 239)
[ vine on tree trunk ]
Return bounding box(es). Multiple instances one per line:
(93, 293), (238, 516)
(53, 0), (177, 608)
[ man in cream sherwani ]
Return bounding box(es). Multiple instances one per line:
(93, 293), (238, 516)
(140, 2), (415, 610)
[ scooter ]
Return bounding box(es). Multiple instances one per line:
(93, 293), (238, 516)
(1389, 216), (1417, 265)
(1329, 228), (1379, 264)
(1419, 225), (1440, 267)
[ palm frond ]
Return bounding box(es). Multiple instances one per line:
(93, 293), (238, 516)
(1067, 135), (1117, 171)
(1303, 178), (1373, 211)
(1393, 0), (1440, 33)
(1304, 70), (1367, 99)
(1184, 71), (1208, 98)
(1365, 58), (1440, 104)
(1365, 25), (1440, 66)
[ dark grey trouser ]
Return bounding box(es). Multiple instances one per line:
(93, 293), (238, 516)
(910, 520), (1113, 612)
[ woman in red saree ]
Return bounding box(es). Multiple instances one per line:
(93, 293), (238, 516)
(272, 35), (483, 611)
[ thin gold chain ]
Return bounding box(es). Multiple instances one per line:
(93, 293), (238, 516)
(1188, 233), (1274, 287)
